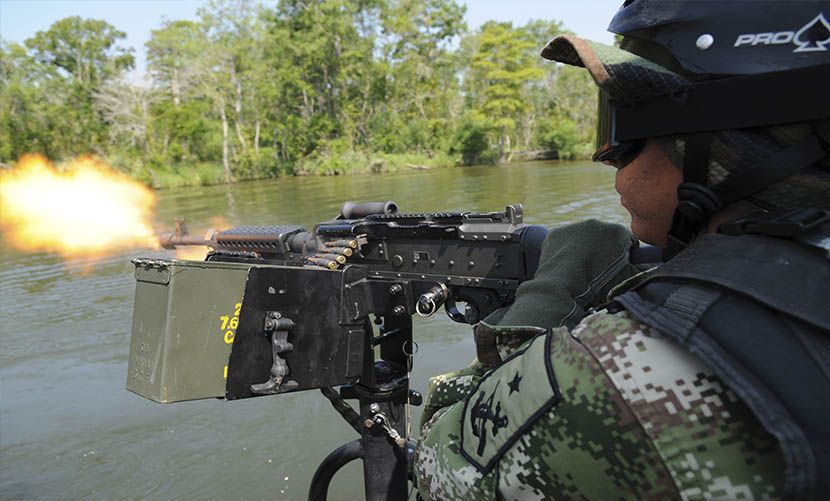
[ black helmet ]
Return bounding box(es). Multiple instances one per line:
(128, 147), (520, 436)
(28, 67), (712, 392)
(610, 0), (830, 76)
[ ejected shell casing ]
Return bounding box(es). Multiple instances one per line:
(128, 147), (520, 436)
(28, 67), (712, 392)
(325, 246), (353, 257)
(308, 257), (338, 270)
(324, 239), (358, 249)
(319, 253), (347, 264)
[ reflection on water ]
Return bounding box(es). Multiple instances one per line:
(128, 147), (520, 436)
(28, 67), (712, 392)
(0, 161), (627, 500)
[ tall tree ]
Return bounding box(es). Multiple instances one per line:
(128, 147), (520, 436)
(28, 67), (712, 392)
(2, 18), (134, 159)
(379, 0), (466, 153)
(265, 0), (382, 158)
(146, 20), (204, 107)
(25, 16), (134, 85)
(94, 80), (156, 154)
(146, 20), (210, 161)
(0, 43), (51, 160)
(466, 21), (543, 162)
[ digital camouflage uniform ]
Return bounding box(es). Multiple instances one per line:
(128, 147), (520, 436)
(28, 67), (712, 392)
(416, 311), (785, 500)
(414, 220), (786, 500)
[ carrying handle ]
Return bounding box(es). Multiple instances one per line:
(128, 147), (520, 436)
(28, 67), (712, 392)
(340, 201), (398, 219)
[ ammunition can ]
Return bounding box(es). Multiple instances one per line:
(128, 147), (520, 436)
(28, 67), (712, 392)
(126, 258), (256, 403)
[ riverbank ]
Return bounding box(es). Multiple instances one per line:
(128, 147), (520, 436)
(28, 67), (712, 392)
(111, 151), (463, 189)
(110, 149), (565, 190)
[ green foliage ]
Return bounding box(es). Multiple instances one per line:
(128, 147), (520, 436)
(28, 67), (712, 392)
(538, 117), (581, 160)
(296, 150), (455, 176)
(537, 65), (597, 160)
(464, 21), (544, 161)
(25, 16), (134, 84)
(2, 2), (599, 186)
(1, 16), (134, 161)
(450, 113), (493, 165)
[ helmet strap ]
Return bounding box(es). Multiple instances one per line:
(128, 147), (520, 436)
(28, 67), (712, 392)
(663, 128), (828, 260)
(664, 133), (722, 259)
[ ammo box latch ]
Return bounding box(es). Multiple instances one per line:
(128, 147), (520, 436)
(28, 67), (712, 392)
(251, 311), (299, 395)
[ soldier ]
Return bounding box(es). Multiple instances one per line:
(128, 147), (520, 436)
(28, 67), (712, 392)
(415, 1), (830, 499)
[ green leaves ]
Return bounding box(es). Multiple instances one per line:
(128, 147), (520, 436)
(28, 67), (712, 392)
(450, 112), (492, 165)
(25, 16), (134, 84)
(1, 17), (134, 161)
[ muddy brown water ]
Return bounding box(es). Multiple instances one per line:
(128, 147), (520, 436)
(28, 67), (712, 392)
(0, 161), (628, 500)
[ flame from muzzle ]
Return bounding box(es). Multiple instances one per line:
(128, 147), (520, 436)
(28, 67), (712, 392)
(0, 154), (158, 257)
(175, 246), (211, 261)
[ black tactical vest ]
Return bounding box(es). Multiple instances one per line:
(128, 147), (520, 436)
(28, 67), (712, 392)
(613, 227), (830, 500)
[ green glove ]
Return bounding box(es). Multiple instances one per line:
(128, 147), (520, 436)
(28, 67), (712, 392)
(489, 219), (639, 329)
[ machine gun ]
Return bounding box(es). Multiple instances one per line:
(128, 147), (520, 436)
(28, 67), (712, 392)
(127, 201), (548, 500)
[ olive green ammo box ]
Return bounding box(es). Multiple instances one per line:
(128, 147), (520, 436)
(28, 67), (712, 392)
(126, 258), (257, 403)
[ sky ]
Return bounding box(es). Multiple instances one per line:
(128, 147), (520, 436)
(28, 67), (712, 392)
(0, 0), (621, 85)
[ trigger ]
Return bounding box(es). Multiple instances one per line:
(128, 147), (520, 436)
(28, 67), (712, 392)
(444, 298), (480, 324)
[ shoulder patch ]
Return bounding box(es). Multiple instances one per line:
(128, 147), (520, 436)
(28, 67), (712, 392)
(460, 331), (560, 473)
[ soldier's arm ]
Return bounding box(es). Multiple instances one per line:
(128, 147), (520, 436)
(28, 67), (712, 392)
(416, 310), (786, 500)
(415, 311), (677, 500)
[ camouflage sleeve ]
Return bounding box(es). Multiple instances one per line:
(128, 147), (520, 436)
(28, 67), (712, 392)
(420, 360), (491, 430)
(574, 311), (785, 500)
(415, 313), (676, 500)
(415, 311), (786, 500)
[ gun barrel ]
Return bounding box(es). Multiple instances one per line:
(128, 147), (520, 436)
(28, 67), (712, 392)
(157, 224), (314, 260)
(158, 232), (213, 249)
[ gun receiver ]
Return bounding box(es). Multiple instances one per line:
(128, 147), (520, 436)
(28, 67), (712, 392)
(156, 201), (547, 325)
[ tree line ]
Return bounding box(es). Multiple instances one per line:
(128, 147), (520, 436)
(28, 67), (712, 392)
(0, 0), (596, 186)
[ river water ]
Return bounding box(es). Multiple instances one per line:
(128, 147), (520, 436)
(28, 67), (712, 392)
(0, 160), (628, 500)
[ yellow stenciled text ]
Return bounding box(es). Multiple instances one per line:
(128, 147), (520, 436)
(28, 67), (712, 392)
(219, 302), (242, 345)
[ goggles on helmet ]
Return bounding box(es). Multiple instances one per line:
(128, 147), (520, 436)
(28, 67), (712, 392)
(592, 90), (644, 169)
(592, 65), (829, 168)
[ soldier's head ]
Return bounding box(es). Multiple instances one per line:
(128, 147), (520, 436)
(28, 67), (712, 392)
(541, 0), (830, 251)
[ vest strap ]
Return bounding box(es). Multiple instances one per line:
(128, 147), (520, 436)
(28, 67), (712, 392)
(642, 234), (830, 331)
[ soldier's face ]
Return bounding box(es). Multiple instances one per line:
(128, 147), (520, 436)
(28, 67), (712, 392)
(613, 140), (682, 246)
